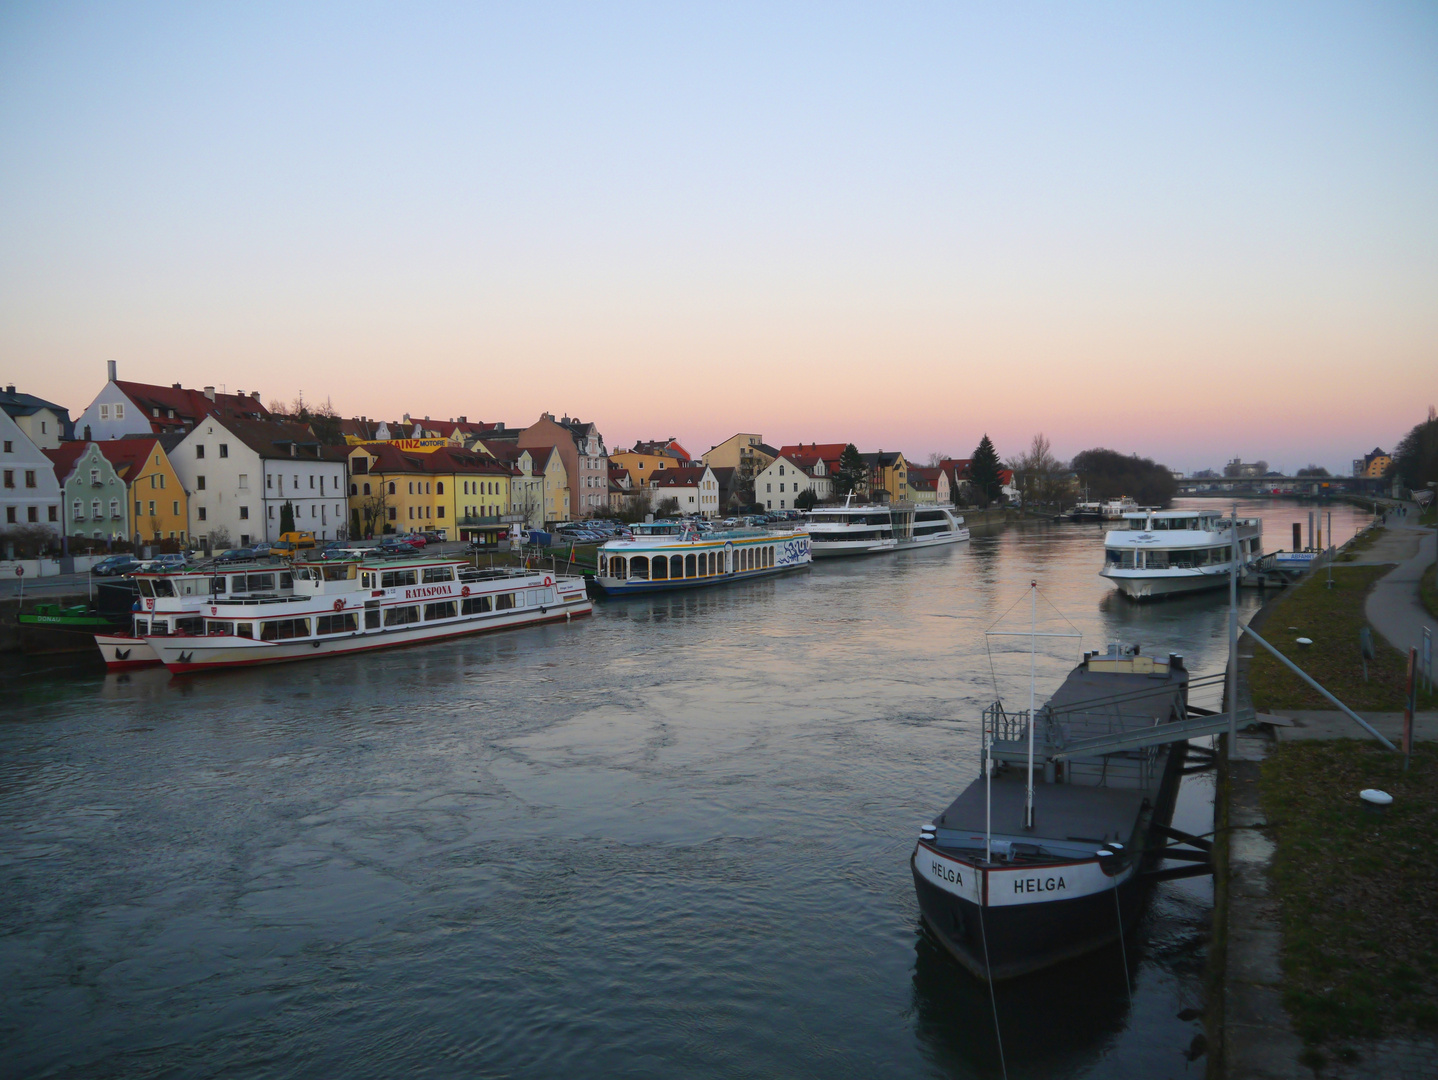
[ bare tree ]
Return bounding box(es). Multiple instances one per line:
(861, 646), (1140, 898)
(1009, 434), (1071, 511)
(927, 452), (951, 467)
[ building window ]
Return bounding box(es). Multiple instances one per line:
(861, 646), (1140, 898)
(198, 507), (207, 521)
(196, 445), (205, 459)
(238, 474), (248, 490)
(4, 508), (12, 524)
(134, 500), (140, 516)
(115, 404), (124, 419)
(219, 444), (228, 458)
(109, 499), (119, 519)
(239, 506), (249, 520)
(363, 483), (370, 495)
(27, 507), (38, 522)
(436, 482), (444, 494)
(147, 500), (156, 516)
(48, 506), (57, 522)
(267, 475), (273, 489)
(388, 482), (395, 495)
(388, 507), (397, 520)
(197, 476), (206, 490)
(100, 404), (109, 420)
(268, 505), (275, 519)
(309, 475), (314, 489)
(93, 499), (102, 518)
(437, 506), (445, 518)
(73, 500), (83, 520)
(90, 469), (100, 485)
(2, 441), (9, 453)
(25, 470), (36, 488)
(2, 470), (10, 488)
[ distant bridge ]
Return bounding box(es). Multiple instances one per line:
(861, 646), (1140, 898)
(1175, 475), (1390, 498)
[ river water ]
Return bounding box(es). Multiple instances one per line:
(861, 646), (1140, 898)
(0, 498), (1373, 1079)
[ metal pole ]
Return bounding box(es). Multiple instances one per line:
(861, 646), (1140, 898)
(1228, 503), (1238, 749)
(1026, 580), (1036, 831)
(1240, 622), (1396, 749)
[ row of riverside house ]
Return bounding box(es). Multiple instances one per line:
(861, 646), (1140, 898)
(0, 363), (614, 557)
(0, 362), (1013, 558)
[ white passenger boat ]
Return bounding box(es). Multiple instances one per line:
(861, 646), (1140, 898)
(143, 554), (591, 673)
(806, 501), (968, 556)
(1100, 510), (1262, 599)
(593, 520), (811, 594)
(906, 505), (970, 548)
(805, 502), (897, 556)
(94, 559), (298, 670)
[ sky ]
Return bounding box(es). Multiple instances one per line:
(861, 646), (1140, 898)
(1, 2), (1435, 474)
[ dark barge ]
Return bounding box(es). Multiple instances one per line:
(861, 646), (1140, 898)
(912, 643), (1225, 981)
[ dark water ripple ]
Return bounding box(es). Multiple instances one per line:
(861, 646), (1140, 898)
(0, 500), (1370, 1078)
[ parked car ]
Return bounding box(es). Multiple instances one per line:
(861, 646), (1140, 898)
(90, 554), (142, 577)
(212, 548), (256, 565)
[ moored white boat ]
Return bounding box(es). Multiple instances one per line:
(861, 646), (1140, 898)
(143, 554), (590, 673)
(806, 501), (969, 556)
(904, 505), (970, 548)
(594, 520), (810, 594)
(94, 558), (298, 670)
(1100, 509), (1262, 599)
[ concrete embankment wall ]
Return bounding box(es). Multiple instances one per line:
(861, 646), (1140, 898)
(963, 507), (1015, 530)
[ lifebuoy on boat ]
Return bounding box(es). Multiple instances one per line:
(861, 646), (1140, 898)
(333, 598), (345, 611)
(543, 576), (552, 586)
(461, 585), (470, 597)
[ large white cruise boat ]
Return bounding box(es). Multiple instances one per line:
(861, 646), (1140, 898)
(143, 554), (591, 673)
(594, 520), (811, 594)
(94, 558), (298, 670)
(1100, 509), (1262, 599)
(805, 501), (969, 557)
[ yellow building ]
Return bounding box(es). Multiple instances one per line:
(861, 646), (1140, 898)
(347, 443), (513, 539)
(863, 451), (910, 503)
(98, 438), (189, 544)
(610, 443), (687, 482)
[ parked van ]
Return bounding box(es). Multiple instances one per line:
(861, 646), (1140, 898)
(278, 531), (316, 549)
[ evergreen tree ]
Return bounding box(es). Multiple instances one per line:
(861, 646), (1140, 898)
(280, 501), (296, 534)
(835, 444), (867, 498)
(794, 488), (819, 510)
(1390, 416), (1438, 492)
(969, 435), (1003, 506)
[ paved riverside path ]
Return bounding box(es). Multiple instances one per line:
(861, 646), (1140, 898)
(1361, 504), (1436, 660)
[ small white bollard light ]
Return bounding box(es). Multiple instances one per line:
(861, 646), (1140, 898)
(1359, 789), (1392, 806)
(1296, 637), (1313, 647)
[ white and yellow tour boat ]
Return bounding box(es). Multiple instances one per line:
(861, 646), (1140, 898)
(594, 520), (811, 595)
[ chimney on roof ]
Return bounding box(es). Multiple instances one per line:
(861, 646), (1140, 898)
(5, 384), (13, 394)
(107, 360), (117, 382)
(203, 386), (215, 401)
(251, 391), (259, 401)
(458, 416), (466, 423)
(172, 382), (182, 390)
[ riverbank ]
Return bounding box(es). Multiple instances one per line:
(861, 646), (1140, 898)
(1216, 507), (1438, 1077)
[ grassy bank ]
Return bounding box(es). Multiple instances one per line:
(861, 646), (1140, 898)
(1261, 741), (1438, 1045)
(1335, 525), (1383, 562)
(1248, 565), (1437, 712)
(1423, 562), (1437, 621)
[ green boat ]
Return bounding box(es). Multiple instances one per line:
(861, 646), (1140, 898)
(16, 604), (120, 630)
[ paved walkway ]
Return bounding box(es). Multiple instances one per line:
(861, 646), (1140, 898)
(1363, 506), (1436, 659)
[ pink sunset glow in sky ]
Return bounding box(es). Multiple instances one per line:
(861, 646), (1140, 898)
(2, 3), (1435, 473)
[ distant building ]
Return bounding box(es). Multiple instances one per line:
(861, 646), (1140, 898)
(45, 442), (129, 544)
(517, 413), (607, 519)
(74, 360), (271, 441)
(96, 438), (189, 546)
(755, 454), (830, 511)
(346, 442), (514, 540)
(0, 385), (72, 449)
(648, 465), (722, 518)
(0, 408), (62, 543)
(1352, 448), (1391, 477)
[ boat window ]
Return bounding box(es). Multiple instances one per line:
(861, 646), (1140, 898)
(296, 568), (315, 581)
(136, 579), (154, 597)
(652, 558), (668, 580)
(364, 606), (380, 629)
(461, 595), (493, 615)
(260, 617), (311, 640)
(421, 567), (453, 584)
(630, 556), (649, 580)
(134, 619), (148, 634)
(150, 619), (170, 635)
(246, 573), (276, 592)
(685, 554), (696, 577)
(383, 606), (420, 627)
(152, 579), (175, 598)
(424, 601), (458, 620)
(1145, 551), (1169, 569)
(495, 592), (518, 611)
(317, 612), (359, 634)
(210, 576), (226, 594)
(207, 620), (235, 636)
(669, 555), (683, 579)
(237, 623), (253, 638)
(361, 573), (372, 588)
(380, 569), (417, 588)
(708, 552), (717, 575)
(280, 573), (293, 589)
(322, 565), (349, 582)
(175, 617), (203, 635)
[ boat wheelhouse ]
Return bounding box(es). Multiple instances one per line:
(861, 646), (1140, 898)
(93, 558), (298, 670)
(593, 520), (811, 594)
(912, 642), (1218, 980)
(906, 505), (970, 548)
(1100, 509), (1262, 599)
(143, 554), (591, 673)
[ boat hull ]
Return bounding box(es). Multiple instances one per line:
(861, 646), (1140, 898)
(591, 563), (803, 595)
(147, 598), (593, 673)
(1101, 568), (1238, 599)
(810, 539), (897, 557)
(899, 528), (970, 549)
(911, 856), (1145, 981)
(93, 634), (163, 671)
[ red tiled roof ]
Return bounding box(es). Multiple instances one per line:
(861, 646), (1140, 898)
(777, 442), (848, 461)
(115, 380), (269, 433)
(358, 442), (514, 476)
(96, 438), (164, 483)
(43, 442), (90, 483)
